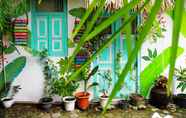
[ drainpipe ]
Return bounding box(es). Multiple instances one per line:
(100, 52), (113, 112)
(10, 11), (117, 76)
(135, 10), (142, 94)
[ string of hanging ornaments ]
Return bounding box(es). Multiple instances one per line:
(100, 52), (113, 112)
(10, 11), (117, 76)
(86, 0), (123, 11)
(86, 0), (174, 13)
(139, 0), (174, 42)
(104, 0), (124, 11)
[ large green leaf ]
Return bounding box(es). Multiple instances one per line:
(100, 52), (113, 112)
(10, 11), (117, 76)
(123, 0), (132, 57)
(0, 56), (26, 93)
(167, 9), (186, 38)
(180, 10), (186, 38)
(69, 7), (86, 19)
(168, 0), (184, 96)
(123, 0), (133, 78)
(140, 47), (184, 97)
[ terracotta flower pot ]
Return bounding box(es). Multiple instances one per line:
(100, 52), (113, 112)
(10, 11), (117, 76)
(75, 92), (90, 110)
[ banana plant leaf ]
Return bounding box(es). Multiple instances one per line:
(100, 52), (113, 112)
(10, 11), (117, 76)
(69, 7), (86, 19)
(0, 56), (26, 94)
(140, 47), (184, 97)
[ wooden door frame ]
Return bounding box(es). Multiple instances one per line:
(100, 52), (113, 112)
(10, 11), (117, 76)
(30, 0), (68, 56)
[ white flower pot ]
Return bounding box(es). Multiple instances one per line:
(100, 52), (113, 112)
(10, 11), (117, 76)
(100, 96), (109, 108)
(2, 98), (15, 108)
(63, 96), (76, 111)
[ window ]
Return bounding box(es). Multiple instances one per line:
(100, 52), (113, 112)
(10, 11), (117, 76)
(36, 0), (64, 12)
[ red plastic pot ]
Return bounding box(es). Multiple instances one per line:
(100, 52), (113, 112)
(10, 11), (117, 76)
(75, 92), (90, 110)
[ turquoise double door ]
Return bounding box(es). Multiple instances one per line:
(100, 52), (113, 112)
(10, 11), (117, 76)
(31, 0), (67, 56)
(93, 22), (136, 98)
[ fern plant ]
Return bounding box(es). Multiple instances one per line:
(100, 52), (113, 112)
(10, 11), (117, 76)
(175, 67), (186, 92)
(98, 70), (112, 97)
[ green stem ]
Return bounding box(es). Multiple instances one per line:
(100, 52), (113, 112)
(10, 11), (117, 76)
(84, 80), (88, 94)
(0, 32), (6, 90)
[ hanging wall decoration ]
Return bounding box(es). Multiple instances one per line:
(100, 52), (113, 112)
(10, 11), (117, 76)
(74, 49), (89, 69)
(13, 19), (28, 45)
(72, 18), (90, 70)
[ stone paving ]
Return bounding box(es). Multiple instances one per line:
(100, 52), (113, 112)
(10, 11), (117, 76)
(4, 104), (186, 118)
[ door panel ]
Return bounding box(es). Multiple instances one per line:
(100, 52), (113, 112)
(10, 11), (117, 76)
(49, 15), (67, 56)
(35, 16), (48, 51)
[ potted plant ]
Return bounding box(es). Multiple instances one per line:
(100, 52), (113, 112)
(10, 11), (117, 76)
(51, 78), (79, 111)
(49, 57), (79, 111)
(173, 67), (186, 108)
(39, 59), (57, 111)
(75, 65), (99, 110)
(98, 70), (112, 108)
(149, 75), (170, 108)
(1, 83), (21, 108)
